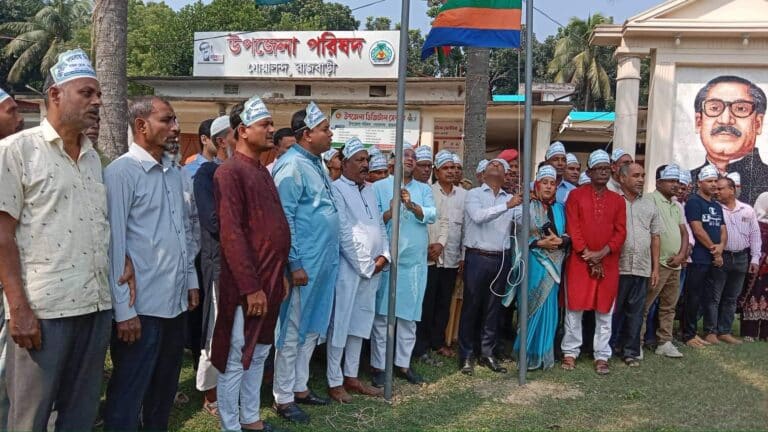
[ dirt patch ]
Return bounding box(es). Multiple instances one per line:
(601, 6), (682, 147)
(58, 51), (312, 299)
(475, 380), (584, 406)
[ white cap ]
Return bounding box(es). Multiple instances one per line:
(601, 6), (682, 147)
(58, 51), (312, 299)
(726, 172), (741, 186)
(210, 116), (230, 137)
(50, 49), (97, 86)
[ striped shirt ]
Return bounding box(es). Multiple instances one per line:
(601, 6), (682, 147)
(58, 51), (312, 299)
(720, 200), (762, 264)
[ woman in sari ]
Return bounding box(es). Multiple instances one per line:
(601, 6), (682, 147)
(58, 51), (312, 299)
(740, 192), (768, 341)
(507, 165), (570, 370)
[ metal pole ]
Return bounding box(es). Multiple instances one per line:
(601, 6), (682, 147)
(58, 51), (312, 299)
(518, 0), (534, 386)
(385, 0), (411, 402)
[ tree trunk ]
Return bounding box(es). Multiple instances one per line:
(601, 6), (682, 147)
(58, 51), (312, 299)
(93, 0), (128, 161)
(463, 47), (491, 186)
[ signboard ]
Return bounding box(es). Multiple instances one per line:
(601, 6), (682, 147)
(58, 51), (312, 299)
(329, 108), (421, 151)
(434, 118), (464, 159)
(193, 31), (400, 78)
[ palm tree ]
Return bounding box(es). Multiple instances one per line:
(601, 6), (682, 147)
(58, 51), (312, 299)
(548, 14), (614, 111)
(0, 0), (92, 84)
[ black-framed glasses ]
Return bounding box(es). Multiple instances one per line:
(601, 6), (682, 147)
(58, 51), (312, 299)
(701, 99), (756, 118)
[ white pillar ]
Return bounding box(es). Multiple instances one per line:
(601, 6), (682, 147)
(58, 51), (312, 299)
(614, 55), (642, 159)
(533, 119), (552, 181)
(645, 60), (677, 193)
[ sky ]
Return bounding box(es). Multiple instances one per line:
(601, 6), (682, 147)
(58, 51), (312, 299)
(164, 0), (663, 37)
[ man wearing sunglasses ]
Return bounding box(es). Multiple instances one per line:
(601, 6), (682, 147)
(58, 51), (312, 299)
(690, 75), (768, 205)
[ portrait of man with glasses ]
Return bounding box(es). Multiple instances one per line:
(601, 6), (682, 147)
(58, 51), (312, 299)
(690, 75), (768, 205)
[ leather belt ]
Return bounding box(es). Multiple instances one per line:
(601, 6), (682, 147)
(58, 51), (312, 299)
(466, 248), (505, 257)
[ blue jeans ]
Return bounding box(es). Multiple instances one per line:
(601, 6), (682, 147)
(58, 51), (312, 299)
(104, 314), (187, 431)
(706, 251), (749, 335)
(683, 263), (726, 341)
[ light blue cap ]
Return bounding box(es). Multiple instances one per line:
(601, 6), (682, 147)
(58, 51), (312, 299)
(659, 164), (680, 181)
(536, 165), (557, 181)
(476, 159), (489, 174)
(210, 115), (230, 137)
(726, 171), (741, 186)
(342, 137), (367, 159)
(546, 142), (567, 160)
(240, 96), (271, 126)
(368, 146), (382, 157)
(566, 153), (579, 166)
(452, 154), (462, 166)
(369, 154), (388, 171)
(415, 146), (433, 162)
(304, 101), (327, 129)
(322, 148), (339, 162)
(50, 49), (97, 86)
(698, 164), (719, 181)
(588, 150), (611, 169)
(679, 169), (692, 185)
(489, 158), (510, 172)
(434, 150), (454, 169)
(611, 148), (628, 163)
(578, 171), (591, 185)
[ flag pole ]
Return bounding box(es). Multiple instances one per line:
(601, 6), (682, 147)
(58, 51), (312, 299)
(385, 0), (411, 402)
(518, 0), (534, 386)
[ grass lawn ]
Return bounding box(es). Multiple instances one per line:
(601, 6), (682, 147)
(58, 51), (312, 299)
(164, 337), (768, 431)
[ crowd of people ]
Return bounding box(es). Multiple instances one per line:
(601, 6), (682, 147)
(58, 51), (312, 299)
(0, 48), (767, 432)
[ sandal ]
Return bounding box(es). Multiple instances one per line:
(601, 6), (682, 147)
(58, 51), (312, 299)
(594, 359), (610, 375)
(203, 400), (219, 417)
(623, 357), (640, 368)
(561, 356), (576, 371)
(174, 391), (190, 407)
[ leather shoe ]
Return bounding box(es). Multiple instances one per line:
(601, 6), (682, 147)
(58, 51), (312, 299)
(294, 390), (329, 406)
(479, 356), (507, 373)
(460, 358), (474, 375)
(396, 367), (424, 385)
(328, 385), (353, 404)
(242, 421), (281, 432)
(344, 377), (383, 397)
(273, 402), (309, 424)
(371, 369), (386, 388)
(718, 334), (743, 345)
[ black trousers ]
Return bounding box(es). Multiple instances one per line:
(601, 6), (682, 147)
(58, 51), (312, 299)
(683, 263), (726, 341)
(458, 250), (511, 360)
(610, 275), (649, 359)
(415, 266), (458, 357)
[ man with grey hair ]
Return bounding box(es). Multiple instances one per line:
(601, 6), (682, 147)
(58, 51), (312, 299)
(103, 96), (200, 430)
(0, 49), (116, 431)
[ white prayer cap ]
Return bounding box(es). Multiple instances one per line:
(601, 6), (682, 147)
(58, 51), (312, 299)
(304, 101), (327, 129)
(210, 115), (230, 137)
(727, 172), (741, 186)
(659, 164), (681, 181)
(369, 154), (388, 171)
(476, 159), (489, 174)
(402, 142), (414, 151)
(322, 148), (339, 162)
(49, 49), (97, 86)
(342, 137), (367, 159)
(588, 149), (610, 169)
(434, 150), (454, 169)
(698, 164), (719, 181)
(0, 88), (10, 104)
(415, 146), (433, 163)
(611, 148), (631, 163)
(578, 172), (591, 185)
(489, 158), (510, 172)
(678, 169), (692, 186)
(452, 154), (462, 166)
(536, 165), (557, 182)
(240, 96), (271, 127)
(566, 153), (579, 166)
(368, 146), (382, 157)
(545, 142), (566, 160)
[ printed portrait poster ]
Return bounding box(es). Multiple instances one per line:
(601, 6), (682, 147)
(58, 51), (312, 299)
(673, 67), (768, 205)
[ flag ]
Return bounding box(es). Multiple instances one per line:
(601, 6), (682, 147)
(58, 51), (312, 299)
(421, 0), (522, 59)
(435, 46), (451, 66)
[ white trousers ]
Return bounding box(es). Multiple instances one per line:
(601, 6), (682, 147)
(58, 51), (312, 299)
(326, 335), (363, 387)
(196, 281), (219, 392)
(272, 292), (319, 405)
(561, 309), (614, 361)
(217, 306), (271, 431)
(370, 314), (416, 370)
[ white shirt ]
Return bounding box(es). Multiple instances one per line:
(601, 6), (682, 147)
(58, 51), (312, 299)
(0, 119), (111, 319)
(463, 184), (520, 253)
(429, 182), (466, 268)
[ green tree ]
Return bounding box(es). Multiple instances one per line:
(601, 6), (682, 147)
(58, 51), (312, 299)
(547, 14), (615, 110)
(365, 16), (391, 31)
(0, 0), (92, 84)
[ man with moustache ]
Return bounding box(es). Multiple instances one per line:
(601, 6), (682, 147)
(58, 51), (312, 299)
(414, 145), (434, 183)
(212, 96), (291, 432)
(0, 50), (113, 430)
(565, 153), (581, 186)
(690, 76), (768, 205)
(326, 137), (390, 403)
(104, 96), (200, 430)
(370, 145), (437, 386)
(367, 153), (390, 183)
(607, 149), (633, 193)
(272, 102), (340, 423)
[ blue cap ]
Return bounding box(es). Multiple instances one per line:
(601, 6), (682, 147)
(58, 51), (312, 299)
(240, 96), (272, 126)
(566, 153), (579, 166)
(369, 154), (388, 171)
(546, 142), (567, 160)
(304, 101), (327, 129)
(342, 137), (367, 159)
(679, 169), (692, 185)
(476, 159), (489, 174)
(578, 172), (591, 185)
(536, 165), (557, 182)
(698, 164), (719, 181)
(588, 150), (610, 168)
(50, 49), (97, 86)
(659, 164), (680, 181)
(415, 146), (433, 162)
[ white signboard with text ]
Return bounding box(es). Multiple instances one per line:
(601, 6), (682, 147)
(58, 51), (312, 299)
(193, 31), (399, 79)
(434, 118), (464, 159)
(330, 108), (421, 151)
